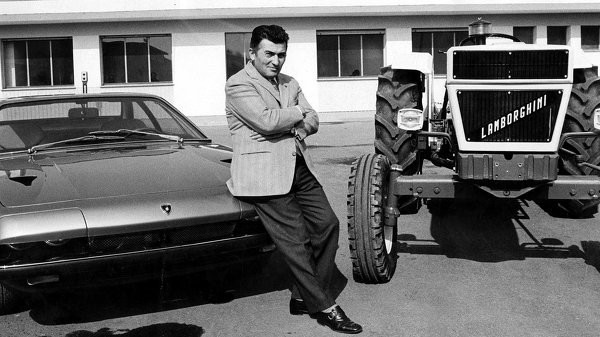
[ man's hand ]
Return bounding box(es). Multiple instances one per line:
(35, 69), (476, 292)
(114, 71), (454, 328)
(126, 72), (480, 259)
(292, 120), (310, 141)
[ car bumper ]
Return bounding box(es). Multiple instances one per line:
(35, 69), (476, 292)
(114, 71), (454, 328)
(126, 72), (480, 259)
(391, 173), (600, 200)
(0, 233), (274, 291)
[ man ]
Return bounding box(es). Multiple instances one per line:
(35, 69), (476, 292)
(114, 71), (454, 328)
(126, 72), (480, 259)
(225, 25), (362, 334)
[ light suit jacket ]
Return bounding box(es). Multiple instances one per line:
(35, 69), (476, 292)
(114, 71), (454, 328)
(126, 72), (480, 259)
(225, 62), (319, 197)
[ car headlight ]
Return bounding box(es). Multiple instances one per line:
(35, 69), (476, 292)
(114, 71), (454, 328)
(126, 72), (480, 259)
(397, 108), (424, 131)
(595, 108), (600, 130)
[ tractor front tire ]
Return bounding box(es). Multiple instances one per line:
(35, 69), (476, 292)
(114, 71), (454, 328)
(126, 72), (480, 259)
(347, 153), (397, 283)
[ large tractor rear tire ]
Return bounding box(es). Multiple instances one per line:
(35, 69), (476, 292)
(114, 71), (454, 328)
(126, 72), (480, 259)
(559, 68), (600, 217)
(375, 67), (423, 173)
(347, 153), (397, 283)
(375, 67), (424, 212)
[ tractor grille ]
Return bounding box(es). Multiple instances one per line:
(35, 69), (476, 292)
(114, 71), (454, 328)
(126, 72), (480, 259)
(458, 90), (562, 142)
(453, 50), (569, 80)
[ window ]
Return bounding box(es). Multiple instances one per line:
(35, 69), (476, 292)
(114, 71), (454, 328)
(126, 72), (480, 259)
(582, 26), (600, 50)
(316, 30), (384, 78)
(225, 32), (252, 79)
(412, 29), (468, 75)
(513, 26), (535, 44)
(101, 35), (172, 84)
(547, 26), (567, 45)
(2, 38), (73, 88)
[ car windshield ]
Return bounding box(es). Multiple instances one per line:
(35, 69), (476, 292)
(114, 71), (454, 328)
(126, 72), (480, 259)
(0, 96), (208, 153)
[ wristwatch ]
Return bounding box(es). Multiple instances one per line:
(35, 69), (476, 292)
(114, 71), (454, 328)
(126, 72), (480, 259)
(291, 127), (302, 140)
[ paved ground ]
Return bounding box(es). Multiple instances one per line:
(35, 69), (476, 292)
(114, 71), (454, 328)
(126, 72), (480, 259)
(2, 119), (600, 337)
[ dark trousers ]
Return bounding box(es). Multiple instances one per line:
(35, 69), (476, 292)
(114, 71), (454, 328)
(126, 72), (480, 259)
(244, 156), (341, 313)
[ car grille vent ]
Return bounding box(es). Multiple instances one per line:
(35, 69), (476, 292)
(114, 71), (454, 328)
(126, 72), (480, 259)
(453, 50), (569, 80)
(0, 239), (88, 265)
(89, 222), (239, 253)
(0, 219), (265, 265)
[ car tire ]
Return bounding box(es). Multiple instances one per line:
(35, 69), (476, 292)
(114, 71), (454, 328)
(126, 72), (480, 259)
(558, 68), (600, 217)
(347, 153), (397, 284)
(0, 283), (24, 315)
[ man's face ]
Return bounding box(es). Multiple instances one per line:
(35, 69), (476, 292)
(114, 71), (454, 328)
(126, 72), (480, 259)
(249, 39), (287, 80)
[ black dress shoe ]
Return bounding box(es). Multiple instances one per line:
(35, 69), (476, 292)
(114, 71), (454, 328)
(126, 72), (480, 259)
(289, 298), (309, 315)
(311, 306), (362, 334)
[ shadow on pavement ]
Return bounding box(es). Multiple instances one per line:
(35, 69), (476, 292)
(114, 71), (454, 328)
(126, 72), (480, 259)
(398, 198), (585, 262)
(66, 323), (204, 337)
(535, 199), (599, 219)
(27, 252), (292, 325)
(581, 241), (600, 272)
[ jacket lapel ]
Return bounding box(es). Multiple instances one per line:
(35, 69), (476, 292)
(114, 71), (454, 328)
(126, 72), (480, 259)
(244, 62), (281, 104)
(279, 81), (290, 108)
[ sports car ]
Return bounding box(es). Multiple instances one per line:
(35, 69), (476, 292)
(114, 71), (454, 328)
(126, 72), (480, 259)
(0, 93), (273, 314)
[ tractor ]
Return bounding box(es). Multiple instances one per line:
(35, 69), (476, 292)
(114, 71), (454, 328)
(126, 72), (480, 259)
(348, 19), (600, 283)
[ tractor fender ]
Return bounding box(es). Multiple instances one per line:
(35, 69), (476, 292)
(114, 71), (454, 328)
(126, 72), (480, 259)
(571, 47), (596, 70)
(385, 52), (433, 75)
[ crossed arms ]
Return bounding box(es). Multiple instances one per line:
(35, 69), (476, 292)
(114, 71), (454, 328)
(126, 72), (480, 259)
(225, 78), (319, 141)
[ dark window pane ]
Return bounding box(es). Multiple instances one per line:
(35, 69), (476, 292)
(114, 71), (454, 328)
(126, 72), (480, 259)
(149, 36), (172, 82)
(513, 27), (534, 44)
(412, 31), (432, 54)
(317, 35), (338, 77)
(340, 35), (361, 76)
(363, 34), (383, 76)
(547, 26), (567, 45)
(51, 39), (74, 85)
(455, 31), (469, 45)
(433, 32), (454, 74)
(3, 41), (28, 87)
(225, 33), (251, 79)
(582, 26), (599, 50)
(413, 30), (467, 75)
(28, 40), (51, 86)
(102, 38), (125, 83)
(126, 37), (149, 83)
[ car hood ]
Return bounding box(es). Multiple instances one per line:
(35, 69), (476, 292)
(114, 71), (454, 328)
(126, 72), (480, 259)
(0, 143), (234, 208)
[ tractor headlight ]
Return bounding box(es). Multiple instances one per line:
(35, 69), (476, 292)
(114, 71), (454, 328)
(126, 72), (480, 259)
(595, 108), (600, 130)
(397, 108), (424, 131)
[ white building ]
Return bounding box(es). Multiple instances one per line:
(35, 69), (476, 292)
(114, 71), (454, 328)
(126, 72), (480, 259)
(1, 0), (600, 121)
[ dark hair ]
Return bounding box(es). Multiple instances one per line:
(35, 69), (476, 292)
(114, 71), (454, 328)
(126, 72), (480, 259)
(250, 25), (289, 49)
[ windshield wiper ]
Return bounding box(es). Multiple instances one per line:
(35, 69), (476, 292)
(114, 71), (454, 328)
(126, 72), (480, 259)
(28, 135), (126, 154)
(89, 129), (184, 147)
(28, 129), (187, 154)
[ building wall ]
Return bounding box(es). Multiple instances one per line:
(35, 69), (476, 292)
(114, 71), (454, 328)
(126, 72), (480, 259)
(1, 13), (600, 117)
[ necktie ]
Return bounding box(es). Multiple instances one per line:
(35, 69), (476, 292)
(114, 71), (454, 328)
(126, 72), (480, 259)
(270, 78), (279, 92)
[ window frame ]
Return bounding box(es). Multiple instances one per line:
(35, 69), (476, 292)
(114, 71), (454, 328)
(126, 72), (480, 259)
(225, 32), (252, 79)
(513, 26), (536, 44)
(411, 28), (468, 76)
(582, 26), (600, 50)
(100, 34), (173, 85)
(316, 30), (385, 79)
(547, 26), (568, 45)
(2, 37), (74, 89)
